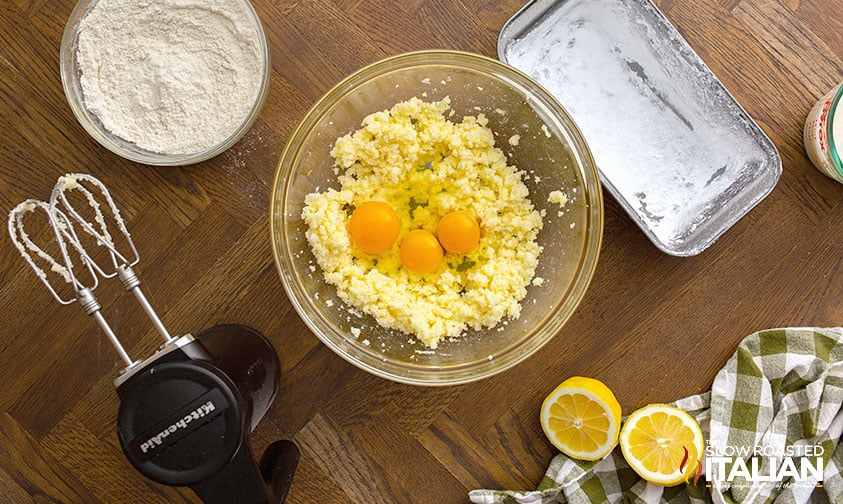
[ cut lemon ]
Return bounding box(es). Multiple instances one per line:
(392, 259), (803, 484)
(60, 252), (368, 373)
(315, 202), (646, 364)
(540, 376), (622, 461)
(619, 404), (704, 486)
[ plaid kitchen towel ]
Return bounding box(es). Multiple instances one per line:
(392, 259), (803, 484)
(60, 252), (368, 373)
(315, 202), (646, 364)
(469, 327), (843, 504)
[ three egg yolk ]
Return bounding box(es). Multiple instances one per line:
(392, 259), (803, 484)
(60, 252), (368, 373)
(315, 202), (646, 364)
(348, 202), (481, 274)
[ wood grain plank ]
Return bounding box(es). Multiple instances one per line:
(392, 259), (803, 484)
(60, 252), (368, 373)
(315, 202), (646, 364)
(180, 162), (269, 228)
(341, 1), (417, 56)
(273, 344), (357, 434)
(563, 196), (811, 405)
(259, 290), (322, 376)
(416, 0), (500, 56)
(330, 0), (364, 13)
(66, 370), (121, 442)
(0, 250), (41, 328)
(0, 145), (25, 211)
(0, 5), (98, 180)
(258, 6), (361, 104)
(465, 0), (530, 38)
(385, 381), (463, 435)
(42, 414), (191, 504)
(279, 0), (385, 75)
(217, 119), (286, 194)
(284, 449), (352, 504)
(0, 413), (98, 503)
(212, 264), (294, 337)
(9, 322), (123, 440)
(0, 288), (113, 414)
(321, 370), (405, 431)
(733, 0), (842, 94)
(1, 3), (66, 105)
(646, 193), (843, 400)
(352, 411), (468, 503)
(253, 69), (314, 138)
(124, 169), (214, 229)
(484, 408), (553, 490)
(295, 412), (394, 504)
(795, 1), (843, 61)
(780, 0), (802, 12)
(0, 464), (33, 504)
(125, 204), (246, 333)
(419, 408), (536, 490)
(12, 0), (49, 18)
(142, 212), (269, 332)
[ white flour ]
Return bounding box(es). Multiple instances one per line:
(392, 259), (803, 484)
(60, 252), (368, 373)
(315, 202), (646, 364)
(76, 0), (263, 155)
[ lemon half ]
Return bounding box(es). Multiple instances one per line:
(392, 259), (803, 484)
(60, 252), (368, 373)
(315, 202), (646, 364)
(540, 376), (622, 461)
(619, 403), (704, 486)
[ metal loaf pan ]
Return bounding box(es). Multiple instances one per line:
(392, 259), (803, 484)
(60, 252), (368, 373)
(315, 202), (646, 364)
(498, 0), (781, 256)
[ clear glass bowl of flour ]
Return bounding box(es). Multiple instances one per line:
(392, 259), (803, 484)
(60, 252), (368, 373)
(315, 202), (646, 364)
(60, 0), (270, 166)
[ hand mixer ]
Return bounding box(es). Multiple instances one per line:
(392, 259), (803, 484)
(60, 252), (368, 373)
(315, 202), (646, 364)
(9, 173), (299, 504)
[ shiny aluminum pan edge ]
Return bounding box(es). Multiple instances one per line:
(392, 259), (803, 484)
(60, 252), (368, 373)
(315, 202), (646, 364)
(498, 0), (781, 256)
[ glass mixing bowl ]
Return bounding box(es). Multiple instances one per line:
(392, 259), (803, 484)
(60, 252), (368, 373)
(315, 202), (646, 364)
(271, 51), (603, 385)
(59, 0), (270, 166)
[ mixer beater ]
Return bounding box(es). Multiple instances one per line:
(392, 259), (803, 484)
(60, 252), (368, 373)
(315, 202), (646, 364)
(9, 173), (172, 367)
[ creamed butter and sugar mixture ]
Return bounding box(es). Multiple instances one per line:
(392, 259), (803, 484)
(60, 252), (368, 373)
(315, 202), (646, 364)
(302, 97), (543, 348)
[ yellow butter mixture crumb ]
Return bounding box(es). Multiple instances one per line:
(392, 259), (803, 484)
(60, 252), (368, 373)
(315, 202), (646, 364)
(302, 97), (543, 348)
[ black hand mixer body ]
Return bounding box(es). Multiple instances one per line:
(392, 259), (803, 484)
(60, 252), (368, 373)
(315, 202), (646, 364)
(116, 325), (299, 504)
(8, 174), (298, 503)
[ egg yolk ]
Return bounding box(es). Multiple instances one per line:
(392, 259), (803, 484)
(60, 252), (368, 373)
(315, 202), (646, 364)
(348, 201), (400, 255)
(437, 210), (481, 254)
(399, 229), (444, 274)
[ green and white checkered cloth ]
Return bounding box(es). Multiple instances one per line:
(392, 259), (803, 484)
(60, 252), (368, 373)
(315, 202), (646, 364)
(469, 327), (843, 504)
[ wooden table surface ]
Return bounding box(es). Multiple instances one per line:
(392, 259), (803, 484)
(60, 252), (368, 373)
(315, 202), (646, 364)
(2, 0), (842, 502)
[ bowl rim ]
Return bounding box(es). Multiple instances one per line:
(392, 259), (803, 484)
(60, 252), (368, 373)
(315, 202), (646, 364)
(827, 84), (843, 178)
(59, 0), (271, 166)
(270, 49), (603, 385)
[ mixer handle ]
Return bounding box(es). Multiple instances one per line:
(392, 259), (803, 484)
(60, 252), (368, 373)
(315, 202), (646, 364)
(189, 439), (299, 504)
(259, 440), (300, 503)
